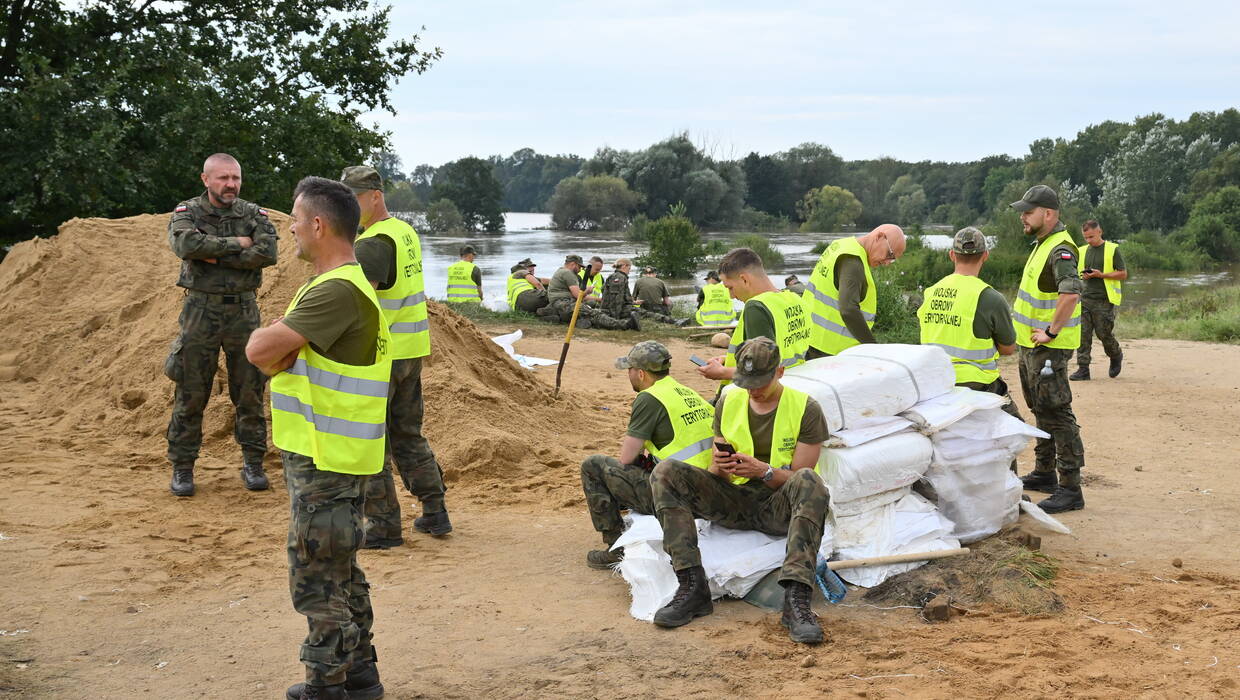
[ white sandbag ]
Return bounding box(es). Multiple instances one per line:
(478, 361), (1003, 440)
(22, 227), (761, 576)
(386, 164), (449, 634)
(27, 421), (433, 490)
(817, 431), (932, 504)
(901, 387), (1008, 433)
(831, 492), (960, 587)
(932, 433), (1028, 462)
(827, 415), (916, 447)
(829, 485), (910, 517)
(923, 452), (1021, 543)
(939, 407), (1050, 442)
(1019, 500), (1072, 534)
(779, 343), (955, 433)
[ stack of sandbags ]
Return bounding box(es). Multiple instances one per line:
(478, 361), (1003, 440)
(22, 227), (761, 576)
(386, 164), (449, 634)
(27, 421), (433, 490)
(817, 431), (931, 516)
(920, 407), (1049, 543)
(831, 491), (960, 587)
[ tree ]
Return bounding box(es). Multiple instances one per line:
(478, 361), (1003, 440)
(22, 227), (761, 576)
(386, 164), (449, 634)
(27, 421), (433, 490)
(372, 151), (407, 184)
(1178, 186), (1240, 262)
(797, 185), (863, 233)
(0, 0), (440, 240)
(432, 157), (505, 232)
(489, 148), (584, 212)
(635, 203), (706, 278)
(1100, 119), (1219, 231)
(885, 175), (928, 226)
(424, 199), (466, 235)
(546, 175), (642, 230)
(741, 152), (792, 216)
(384, 181), (421, 212)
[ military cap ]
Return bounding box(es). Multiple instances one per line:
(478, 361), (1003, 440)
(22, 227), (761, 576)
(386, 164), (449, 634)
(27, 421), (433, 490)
(732, 336), (781, 390)
(565, 254), (584, 265)
(704, 270), (720, 281)
(340, 166), (383, 193)
(460, 245), (476, 256)
(614, 340), (672, 372)
(784, 274), (800, 286)
(1010, 185), (1060, 212)
(510, 264), (525, 273)
(518, 257), (535, 267)
(952, 226), (989, 254)
(642, 266), (656, 275)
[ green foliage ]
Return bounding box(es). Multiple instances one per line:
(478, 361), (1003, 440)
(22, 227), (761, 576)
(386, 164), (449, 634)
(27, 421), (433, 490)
(489, 148), (584, 212)
(626, 214), (651, 242)
(797, 185), (863, 233)
(871, 267), (920, 344)
(634, 204), (706, 278)
(0, 0), (440, 241)
(731, 234), (784, 268)
(384, 181), (422, 213)
(547, 175), (642, 230)
(885, 175), (929, 226)
(1119, 230), (1210, 271)
(1119, 285), (1240, 344)
(432, 157), (505, 232)
(1183, 185), (1240, 261)
(423, 199), (465, 236)
(736, 207), (796, 232)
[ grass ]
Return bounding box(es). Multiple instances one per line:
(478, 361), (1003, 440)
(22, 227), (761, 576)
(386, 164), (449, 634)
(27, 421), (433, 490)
(993, 548), (1060, 588)
(449, 299), (702, 344)
(1118, 284), (1240, 343)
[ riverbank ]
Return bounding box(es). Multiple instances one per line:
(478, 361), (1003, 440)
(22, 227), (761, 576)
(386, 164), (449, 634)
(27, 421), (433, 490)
(1117, 284), (1240, 343)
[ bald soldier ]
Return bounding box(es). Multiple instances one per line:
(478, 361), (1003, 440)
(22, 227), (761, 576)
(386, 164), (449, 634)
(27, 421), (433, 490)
(165, 153), (278, 497)
(803, 224), (906, 359)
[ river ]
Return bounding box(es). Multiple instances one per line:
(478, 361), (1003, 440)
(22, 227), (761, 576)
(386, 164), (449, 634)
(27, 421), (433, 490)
(412, 212), (1239, 310)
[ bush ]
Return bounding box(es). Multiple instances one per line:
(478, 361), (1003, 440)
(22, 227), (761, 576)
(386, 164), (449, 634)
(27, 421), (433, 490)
(871, 266), (920, 344)
(634, 203), (706, 278)
(1119, 285), (1240, 343)
(736, 207), (797, 232)
(547, 175), (642, 231)
(1122, 230), (1210, 271)
(731, 234), (784, 268)
(424, 199), (465, 235)
(797, 185), (863, 233)
(385, 181), (422, 213)
(626, 213), (651, 242)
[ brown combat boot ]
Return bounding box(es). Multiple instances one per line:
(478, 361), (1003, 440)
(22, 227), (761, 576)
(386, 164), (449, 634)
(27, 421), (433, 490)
(653, 565), (712, 627)
(781, 581), (825, 644)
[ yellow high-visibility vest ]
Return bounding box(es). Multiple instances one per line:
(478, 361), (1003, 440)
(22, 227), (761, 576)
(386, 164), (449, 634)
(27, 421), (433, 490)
(507, 274), (535, 309)
(722, 291), (809, 386)
(803, 236), (875, 356)
(355, 218), (430, 359)
(1078, 241), (1123, 306)
(721, 385), (810, 485)
(270, 263), (393, 475)
(918, 273), (1000, 385)
(696, 282), (736, 326)
(1013, 230), (1081, 350)
(639, 376), (716, 469)
(446, 260), (481, 303)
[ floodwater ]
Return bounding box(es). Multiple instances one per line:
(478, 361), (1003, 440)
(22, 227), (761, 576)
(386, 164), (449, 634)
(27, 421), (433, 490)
(413, 213), (1237, 310)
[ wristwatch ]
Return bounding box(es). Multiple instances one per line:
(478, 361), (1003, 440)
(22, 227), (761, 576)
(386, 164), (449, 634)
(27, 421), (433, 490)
(761, 466), (775, 482)
(1044, 327), (1059, 339)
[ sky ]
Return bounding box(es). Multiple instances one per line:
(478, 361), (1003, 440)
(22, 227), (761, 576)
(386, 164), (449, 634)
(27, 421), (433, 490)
(372, 1), (1240, 168)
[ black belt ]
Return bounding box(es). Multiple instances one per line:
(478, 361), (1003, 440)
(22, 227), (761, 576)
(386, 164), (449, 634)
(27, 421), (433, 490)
(186, 289), (256, 304)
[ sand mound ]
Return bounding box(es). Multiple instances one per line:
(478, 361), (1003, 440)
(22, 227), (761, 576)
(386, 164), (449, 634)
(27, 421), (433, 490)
(0, 213), (614, 504)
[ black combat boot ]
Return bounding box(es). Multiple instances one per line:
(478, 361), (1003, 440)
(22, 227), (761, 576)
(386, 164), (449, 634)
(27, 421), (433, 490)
(170, 468), (194, 497)
(342, 647), (385, 700)
(285, 682), (348, 700)
(240, 461), (269, 491)
(653, 565), (713, 628)
(362, 529), (403, 550)
(1020, 469), (1058, 493)
(780, 581), (824, 644)
(1038, 485), (1085, 513)
(1069, 367), (1090, 381)
(586, 547), (624, 570)
(1109, 354), (1123, 378)
(628, 310), (642, 331)
(413, 510), (453, 536)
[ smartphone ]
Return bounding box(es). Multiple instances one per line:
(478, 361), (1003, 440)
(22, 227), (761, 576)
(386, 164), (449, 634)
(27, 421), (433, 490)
(714, 441), (736, 455)
(689, 354), (708, 367)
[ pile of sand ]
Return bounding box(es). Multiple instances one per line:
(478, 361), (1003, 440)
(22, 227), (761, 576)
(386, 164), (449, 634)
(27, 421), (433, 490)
(0, 213), (618, 505)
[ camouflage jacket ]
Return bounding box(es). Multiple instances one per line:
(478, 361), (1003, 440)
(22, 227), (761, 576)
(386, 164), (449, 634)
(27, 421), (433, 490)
(167, 191), (278, 293)
(601, 270), (633, 318)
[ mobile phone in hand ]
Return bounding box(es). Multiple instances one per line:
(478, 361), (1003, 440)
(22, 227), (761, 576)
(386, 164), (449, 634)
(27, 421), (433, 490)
(689, 355), (708, 367)
(714, 441), (736, 455)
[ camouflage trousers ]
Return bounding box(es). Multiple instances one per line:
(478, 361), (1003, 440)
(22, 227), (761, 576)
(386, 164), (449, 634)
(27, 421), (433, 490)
(1017, 346), (1085, 484)
(580, 455), (655, 545)
(546, 297), (630, 329)
(165, 292), (267, 469)
(637, 303), (678, 324)
(651, 460), (830, 587)
(1077, 298), (1122, 369)
(283, 450), (373, 686)
(363, 357), (447, 540)
(514, 288), (549, 313)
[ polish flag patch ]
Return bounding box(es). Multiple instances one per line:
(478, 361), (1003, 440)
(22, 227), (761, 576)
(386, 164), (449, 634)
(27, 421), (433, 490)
(175, 205), (188, 213)
(258, 208), (268, 216)
(1059, 252), (1074, 259)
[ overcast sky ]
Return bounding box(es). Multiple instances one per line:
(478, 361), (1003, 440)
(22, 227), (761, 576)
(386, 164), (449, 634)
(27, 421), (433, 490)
(373, 1), (1240, 168)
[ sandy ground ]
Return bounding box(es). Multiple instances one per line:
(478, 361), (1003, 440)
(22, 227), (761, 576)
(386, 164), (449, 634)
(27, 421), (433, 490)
(2, 214), (1240, 698)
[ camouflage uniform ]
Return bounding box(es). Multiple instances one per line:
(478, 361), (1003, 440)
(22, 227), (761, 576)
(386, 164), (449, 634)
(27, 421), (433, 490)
(165, 192), (278, 471)
(546, 263), (631, 329)
(363, 357), (447, 539)
(283, 450), (374, 686)
(580, 455), (656, 545)
(1017, 345), (1085, 486)
(601, 268), (675, 324)
(651, 460), (830, 587)
(1077, 298), (1122, 371)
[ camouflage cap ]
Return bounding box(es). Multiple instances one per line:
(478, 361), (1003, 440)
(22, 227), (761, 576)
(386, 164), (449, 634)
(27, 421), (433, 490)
(518, 257), (535, 267)
(952, 226), (988, 254)
(340, 166), (383, 193)
(460, 244), (476, 256)
(784, 274), (800, 285)
(704, 270), (720, 281)
(732, 336), (781, 390)
(1010, 184), (1059, 212)
(565, 254), (584, 265)
(614, 340), (672, 372)
(642, 266), (656, 275)
(510, 264), (525, 273)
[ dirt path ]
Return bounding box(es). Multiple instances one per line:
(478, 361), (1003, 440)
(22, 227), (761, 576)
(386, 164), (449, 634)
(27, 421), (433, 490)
(3, 329), (1240, 698)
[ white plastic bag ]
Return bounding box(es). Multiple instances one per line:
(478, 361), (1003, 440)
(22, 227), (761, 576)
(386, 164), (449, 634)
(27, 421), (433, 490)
(831, 492), (960, 587)
(901, 387), (1008, 433)
(817, 432), (933, 505)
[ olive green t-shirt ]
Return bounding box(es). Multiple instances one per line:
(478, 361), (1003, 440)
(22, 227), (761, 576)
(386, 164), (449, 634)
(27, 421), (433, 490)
(625, 392), (675, 451)
(547, 267), (581, 302)
(1032, 223), (1084, 296)
(282, 264), (381, 366)
(974, 286), (1016, 346)
(1081, 244), (1125, 301)
(633, 276), (670, 307)
(740, 299), (777, 345)
(354, 234), (396, 290)
(711, 394), (829, 465)
(834, 254), (876, 344)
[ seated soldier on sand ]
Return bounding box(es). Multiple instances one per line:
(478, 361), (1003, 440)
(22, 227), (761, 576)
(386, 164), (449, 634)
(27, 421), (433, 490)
(650, 336), (830, 644)
(579, 341), (715, 569)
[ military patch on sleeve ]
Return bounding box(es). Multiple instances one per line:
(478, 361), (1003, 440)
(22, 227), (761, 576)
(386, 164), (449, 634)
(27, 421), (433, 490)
(175, 205), (188, 213)
(258, 208), (268, 216)
(1059, 251), (1074, 259)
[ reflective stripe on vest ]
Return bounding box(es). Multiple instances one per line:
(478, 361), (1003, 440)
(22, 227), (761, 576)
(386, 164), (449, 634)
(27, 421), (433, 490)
(1078, 241), (1123, 306)
(804, 237), (876, 355)
(722, 291), (810, 387)
(639, 376), (716, 469)
(355, 218), (429, 359)
(696, 283), (736, 326)
(578, 269), (601, 296)
(720, 385), (810, 485)
(507, 275), (535, 309)
(1013, 230), (1082, 350)
(917, 273), (1000, 385)
(270, 263), (393, 475)
(446, 260), (481, 303)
